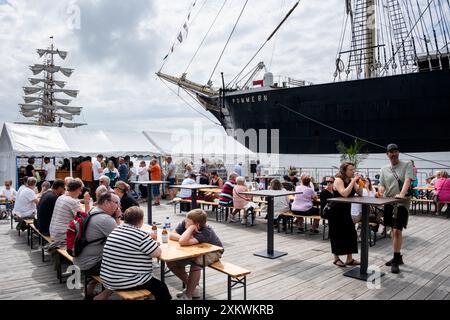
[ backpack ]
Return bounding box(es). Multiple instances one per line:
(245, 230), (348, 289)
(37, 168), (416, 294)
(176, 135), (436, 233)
(66, 210), (107, 257)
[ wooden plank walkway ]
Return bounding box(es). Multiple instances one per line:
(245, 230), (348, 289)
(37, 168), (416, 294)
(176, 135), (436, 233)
(0, 203), (449, 300)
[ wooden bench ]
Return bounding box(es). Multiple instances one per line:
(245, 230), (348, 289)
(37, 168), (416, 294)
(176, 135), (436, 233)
(22, 219), (34, 245)
(356, 221), (382, 247)
(91, 275), (152, 300)
(277, 212), (327, 237)
(28, 224), (54, 262)
(200, 201), (219, 212)
(56, 248), (74, 283)
(208, 260), (251, 300)
(216, 206), (260, 226)
(411, 198), (435, 215)
(173, 198), (207, 213)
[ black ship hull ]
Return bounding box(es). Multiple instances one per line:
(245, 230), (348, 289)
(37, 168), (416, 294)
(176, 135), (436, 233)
(207, 70), (450, 154)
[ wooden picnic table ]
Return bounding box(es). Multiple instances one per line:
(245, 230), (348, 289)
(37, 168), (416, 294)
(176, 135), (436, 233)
(170, 184), (217, 209)
(140, 224), (223, 300)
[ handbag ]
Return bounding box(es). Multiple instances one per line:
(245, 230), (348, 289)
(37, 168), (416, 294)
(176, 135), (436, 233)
(321, 202), (335, 219)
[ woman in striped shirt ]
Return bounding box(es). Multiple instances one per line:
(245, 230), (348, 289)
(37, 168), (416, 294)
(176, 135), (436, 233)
(100, 206), (171, 300)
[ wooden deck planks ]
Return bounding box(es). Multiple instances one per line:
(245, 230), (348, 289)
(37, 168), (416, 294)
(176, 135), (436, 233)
(0, 203), (449, 300)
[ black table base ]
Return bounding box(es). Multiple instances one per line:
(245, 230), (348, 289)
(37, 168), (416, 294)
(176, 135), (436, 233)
(254, 250), (288, 259)
(344, 267), (385, 281)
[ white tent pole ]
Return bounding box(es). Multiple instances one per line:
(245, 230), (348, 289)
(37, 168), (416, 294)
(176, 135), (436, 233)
(69, 158), (73, 177)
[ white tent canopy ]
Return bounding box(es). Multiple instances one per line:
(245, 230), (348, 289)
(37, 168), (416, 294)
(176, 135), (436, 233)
(143, 129), (256, 177)
(0, 122), (161, 187)
(143, 129), (255, 158)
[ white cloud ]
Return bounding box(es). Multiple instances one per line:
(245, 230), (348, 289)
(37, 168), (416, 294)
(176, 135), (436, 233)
(0, 0), (345, 132)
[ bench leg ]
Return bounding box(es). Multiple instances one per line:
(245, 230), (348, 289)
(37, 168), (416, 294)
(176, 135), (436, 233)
(27, 225), (30, 246)
(30, 227), (33, 250)
(227, 276), (232, 300)
(42, 239), (46, 262)
(244, 276), (247, 300)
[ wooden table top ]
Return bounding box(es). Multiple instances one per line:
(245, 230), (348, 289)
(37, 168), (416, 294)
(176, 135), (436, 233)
(328, 196), (402, 206)
(241, 190), (303, 198)
(414, 186), (435, 191)
(132, 181), (169, 184)
(199, 188), (222, 193)
(169, 184), (217, 190)
(140, 224), (223, 262)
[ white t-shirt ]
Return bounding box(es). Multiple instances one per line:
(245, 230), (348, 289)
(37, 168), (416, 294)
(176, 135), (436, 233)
(13, 187), (37, 218)
(351, 188), (375, 216)
(177, 178), (196, 198)
(92, 160), (102, 181)
(1, 188), (17, 201)
(138, 166), (149, 182)
(43, 162), (56, 181)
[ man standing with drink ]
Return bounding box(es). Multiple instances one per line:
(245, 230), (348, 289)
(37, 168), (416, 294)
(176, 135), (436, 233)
(377, 144), (414, 274)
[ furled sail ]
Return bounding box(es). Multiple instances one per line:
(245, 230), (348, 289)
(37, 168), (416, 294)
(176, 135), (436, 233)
(23, 96), (40, 103)
(59, 106), (82, 115)
(29, 64), (73, 77)
(28, 78), (66, 88)
(21, 110), (41, 118)
(22, 87), (78, 98)
(55, 113), (73, 120)
(20, 104), (41, 111)
(53, 98), (72, 105)
(59, 67), (74, 77)
(37, 49), (68, 60)
(23, 87), (42, 95)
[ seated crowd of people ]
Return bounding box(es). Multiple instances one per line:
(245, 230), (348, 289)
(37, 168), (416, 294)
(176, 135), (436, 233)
(4, 174), (224, 301)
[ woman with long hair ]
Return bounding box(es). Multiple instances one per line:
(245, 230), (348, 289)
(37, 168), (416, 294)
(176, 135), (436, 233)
(329, 162), (362, 267)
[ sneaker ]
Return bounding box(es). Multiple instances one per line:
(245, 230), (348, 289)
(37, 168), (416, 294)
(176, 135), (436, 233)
(176, 286), (201, 299)
(391, 262), (400, 274)
(177, 293), (192, 300)
(241, 219), (248, 225)
(385, 256), (404, 266)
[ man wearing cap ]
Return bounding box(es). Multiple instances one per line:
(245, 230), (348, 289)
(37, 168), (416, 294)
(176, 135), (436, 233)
(376, 143), (414, 274)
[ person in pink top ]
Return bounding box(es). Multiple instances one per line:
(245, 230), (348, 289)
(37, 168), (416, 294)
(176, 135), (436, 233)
(435, 171), (450, 214)
(232, 177), (257, 226)
(291, 175), (320, 234)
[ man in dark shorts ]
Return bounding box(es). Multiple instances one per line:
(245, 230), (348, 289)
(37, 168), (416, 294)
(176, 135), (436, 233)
(377, 144), (414, 274)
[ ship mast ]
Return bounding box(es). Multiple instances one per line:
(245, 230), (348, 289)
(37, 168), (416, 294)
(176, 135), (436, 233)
(17, 37), (86, 128)
(365, 0), (376, 78)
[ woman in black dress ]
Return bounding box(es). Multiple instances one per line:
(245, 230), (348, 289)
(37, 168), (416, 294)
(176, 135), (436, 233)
(329, 162), (362, 267)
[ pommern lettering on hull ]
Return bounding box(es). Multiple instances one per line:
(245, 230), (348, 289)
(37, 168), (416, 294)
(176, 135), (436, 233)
(232, 94), (268, 104)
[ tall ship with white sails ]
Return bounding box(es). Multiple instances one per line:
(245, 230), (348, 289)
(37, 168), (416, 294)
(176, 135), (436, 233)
(157, 0), (450, 154)
(17, 39), (85, 128)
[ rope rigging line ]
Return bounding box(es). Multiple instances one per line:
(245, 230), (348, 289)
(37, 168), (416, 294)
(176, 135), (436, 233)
(159, 77), (221, 126)
(277, 102), (449, 167)
(437, 0), (450, 53)
(403, 0), (425, 52)
(228, 0), (300, 88)
(269, 0), (287, 71)
(159, 0), (206, 73)
(381, 0), (434, 76)
(184, 0), (227, 75)
(207, 0), (249, 85)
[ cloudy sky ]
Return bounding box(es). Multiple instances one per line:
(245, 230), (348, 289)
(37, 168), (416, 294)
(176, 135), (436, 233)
(0, 0), (348, 134)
